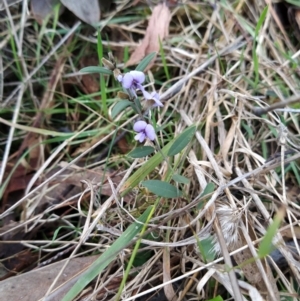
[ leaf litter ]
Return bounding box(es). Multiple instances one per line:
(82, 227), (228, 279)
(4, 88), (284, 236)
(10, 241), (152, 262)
(126, 3), (171, 69)
(1, 1), (300, 301)
(30, 0), (100, 25)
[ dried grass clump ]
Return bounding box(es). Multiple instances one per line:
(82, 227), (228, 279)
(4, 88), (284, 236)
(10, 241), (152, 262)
(1, 1), (300, 301)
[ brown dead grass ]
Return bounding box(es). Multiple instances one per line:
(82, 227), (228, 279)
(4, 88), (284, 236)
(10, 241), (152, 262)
(1, 1), (300, 301)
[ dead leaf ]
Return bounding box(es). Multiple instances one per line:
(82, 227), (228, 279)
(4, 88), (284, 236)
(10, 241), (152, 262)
(0, 249), (38, 281)
(60, 0), (100, 25)
(4, 174), (36, 199)
(0, 221), (39, 280)
(0, 255), (98, 301)
(288, 6), (300, 40)
(126, 3), (171, 68)
(31, 0), (61, 24)
(1, 134), (42, 209)
(79, 55), (100, 94)
(117, 136), (130, 154)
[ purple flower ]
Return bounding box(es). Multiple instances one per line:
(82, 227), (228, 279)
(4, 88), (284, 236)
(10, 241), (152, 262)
(142, 90), (163, 107)
(133, 121), (156, 142)
(118, 71), (145, 92)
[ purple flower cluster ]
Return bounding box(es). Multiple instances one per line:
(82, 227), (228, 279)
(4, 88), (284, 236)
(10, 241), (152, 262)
(133, 121), (156, 143)
(117, 70), (163, 143)
(117, 71), (163, 107)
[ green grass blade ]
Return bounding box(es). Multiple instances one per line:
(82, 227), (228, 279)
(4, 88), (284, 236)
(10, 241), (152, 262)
(0, 117), (72, 136)
(207, 296), (223, 301)
(128, 146), (155, 158)
(172, 174), (190, 184)
(197, 183), (215, 210)
(122, 140), (173, 196)
(61, 206), (153, 301)
(168, 125), (196, 156)
(257, 207), (285, 258)
(80, 66), (113, 75)
(142, 180), (182, 198)
(97, 32), (108, 116)
(253, 6), (268, 87)
(111, 100), (132, 119)
(159, 38), (170, 80)
(135, 52), (156, 72)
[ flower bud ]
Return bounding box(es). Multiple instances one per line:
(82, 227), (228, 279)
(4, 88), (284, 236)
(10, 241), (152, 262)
(117, 91), (130, 99)
(101, 58), (115, 70)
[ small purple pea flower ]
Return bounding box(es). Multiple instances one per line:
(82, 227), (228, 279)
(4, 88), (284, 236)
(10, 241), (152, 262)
(133, 120), (156, 143)
(117, 71), (145, 93)
(142, 90), (163, 107)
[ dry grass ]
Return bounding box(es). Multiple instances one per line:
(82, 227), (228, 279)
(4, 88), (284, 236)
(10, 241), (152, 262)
(1, 1), (300, 301)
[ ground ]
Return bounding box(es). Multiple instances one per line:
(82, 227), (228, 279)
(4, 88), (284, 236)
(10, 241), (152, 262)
(1, 1), (300, 301)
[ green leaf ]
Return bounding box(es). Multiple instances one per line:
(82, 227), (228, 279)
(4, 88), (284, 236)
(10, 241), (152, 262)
(253, 6), (268, 87)
(0, 117), (73, 137)
(79, 66), (113, 75)
(121, 140), (173, 196)
(97, 32), (108, 116)
(207, 296), (223, 301)
(61, 206), (153, 301)
(168, 125), (196, 156)
(135, 52), (156, 71)
(172, 174), (190, 184)
(111, 100), (133, 119)
(257, 207), (285, 258)
(285, 0), (300, 6)
(197, 237), (216, 263)
(128, 146), (155, 158)
(291, 162), (300, 186)
(197, 183), (215, 209)
(159, 38), (170, 80)
(132, 248), (154, 267)
(142, 180), (182, 198)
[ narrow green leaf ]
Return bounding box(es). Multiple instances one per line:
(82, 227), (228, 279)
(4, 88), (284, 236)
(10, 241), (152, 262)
(207, 296), (223, 301)
(111, 100), (132, 119)
(128, 146), (155, 158)
(80, 66), (113, 75)
(285, 0), (300, 6)
(291, 162), (300, 186)
(121, 140), (173, 196)
(197, 237), (216, 263)
(168, 125), (196, 156)
(253, 6), (268, 87)
(142, 180), (182, 198)
(257, 208), (285, 258)
(61, 206), (153, 301)
(172, 174), (190, 184)
(135, 52), (156, 71)
(0, 117), (72, 137)
(159, 38), (170, 80)
(97, 32), (108, 116)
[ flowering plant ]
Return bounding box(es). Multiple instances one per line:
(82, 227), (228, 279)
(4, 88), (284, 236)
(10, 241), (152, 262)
(80, 52), (195, 193)
(82, 52), (160, 145)
(115, 70), (162, 143)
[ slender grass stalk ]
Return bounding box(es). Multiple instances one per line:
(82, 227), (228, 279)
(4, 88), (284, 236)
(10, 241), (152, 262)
(97, 32), (108, 116)
(9, 32), (22, 80)
(159, 38), (170, 81)
(253, 5), (268, 88)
